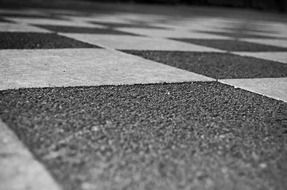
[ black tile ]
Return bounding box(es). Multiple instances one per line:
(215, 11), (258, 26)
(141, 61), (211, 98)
(0, 17), (12, 23)
(1, 82), (286, 190)
(0, 32), (100, 49)
(0, 13), (61, 19)
(220, 27), (274, 34)
(34, 24), (140, 35)
(197, 30), (280, 39)
(91, 21), (167, 29)
(171, 38), (287, 52)
(122, 51), (287, 79)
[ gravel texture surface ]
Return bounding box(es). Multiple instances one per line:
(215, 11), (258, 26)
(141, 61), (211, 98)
(1, 82), (287, 190)
(170, 39), (287, 52)
(0, 32), (100, 49)
(35, 24), (140, 35)
(122, 51), (287, 79)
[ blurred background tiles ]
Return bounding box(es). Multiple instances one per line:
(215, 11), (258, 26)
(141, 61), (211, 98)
(60, 33), (224, 51)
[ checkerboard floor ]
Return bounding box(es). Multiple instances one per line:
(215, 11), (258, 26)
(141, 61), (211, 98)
(0, 5), (287, 190)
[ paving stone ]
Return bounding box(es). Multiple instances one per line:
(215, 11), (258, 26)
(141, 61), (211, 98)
(220, 78), (287, 102)
(61, 34), (223, 51)
(122, 51), (287, 79)
(0, 32), (99, 49)
(1, 82), (286, 190)
(0, 49), (212, 90)
(171, 38), (287, 52)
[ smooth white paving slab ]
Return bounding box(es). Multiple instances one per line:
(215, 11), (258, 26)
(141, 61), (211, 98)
(220, 78), (287, 102)
(0, 49), (213, 90)
(60, 34), (223, 51)
(7, 18), (97, 27)
(65, 15), (133, 24)
(233, 52), (287, 64)
(0, 23), (50, 32)
(0, 120), (60, 190)
(62, 16), (129, 27)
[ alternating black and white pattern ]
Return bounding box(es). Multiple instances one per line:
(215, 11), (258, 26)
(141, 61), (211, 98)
(0, 8), (287, 190)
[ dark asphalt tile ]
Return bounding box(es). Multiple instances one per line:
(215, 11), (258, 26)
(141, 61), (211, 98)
(122, 51), (287, 79)
(0, 32), (100, 49)
(34, 24), (140, 35)
(197, 30), (279, 39)
(221, 27), (274, 34)
(0, 13), (60, 19)
(170, 38), (287, 52)
(0, 17), (11, 22)
(0, 82), (287, 190)
(90, 21), (167, 29)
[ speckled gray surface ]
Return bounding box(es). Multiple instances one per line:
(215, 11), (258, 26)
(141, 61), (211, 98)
(170, 39), (287, 52)
(196, 30), (281, 39)
(0, 32), (100, 49)
(34, 24), (141, 35)
(1, 82), (286, 190)
(122, 51), (287, 79)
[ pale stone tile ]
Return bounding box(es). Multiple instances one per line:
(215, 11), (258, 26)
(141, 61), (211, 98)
(68, 15), (132, 24)
(0, 120), (60, 190)
(118, 13), (169, 23)
(0, 23), (50, 32)
(117, 27), (229, 39)
(7, 18), (96, 27)
(60, 34), (223, 51)
(61, 15), (129, 27)
(220, 78), (287, 102)
(0, 49), (213, 90)
(233, 52), (287, 64)
(164, 18), (236, 30)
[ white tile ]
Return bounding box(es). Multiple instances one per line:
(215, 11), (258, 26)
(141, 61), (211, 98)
(0, 23), (50, 32)
(60, 34), (222, 51)
(117, 27), (229, 39)
(0, 49), (213, 90)
(164, 18), (236, 30)
(233, 52), (287, 64)
(220, 78), (287, 102)
(118, 13), (169, 23)
(67, 15), (132, 24)
(7, 18), (96, 27)
(62, 15), (130, 26)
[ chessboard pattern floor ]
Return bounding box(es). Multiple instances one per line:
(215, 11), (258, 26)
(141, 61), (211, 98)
(0, 6), (287, 190)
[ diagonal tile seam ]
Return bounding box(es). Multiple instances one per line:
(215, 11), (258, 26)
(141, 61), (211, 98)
(0, 119), (61, 190)
(219, 78), (287, 103)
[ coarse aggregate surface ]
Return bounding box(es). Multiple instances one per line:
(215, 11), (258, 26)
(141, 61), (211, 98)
(197, 31), (281, 39)
(90, 21), (166, 29)
(34, 24), (141, 35)
(171, 39), (287, 52)
(0, 82), (287, 190)
(0, 32), (101, 49)
(122, 51), (287, 79)
(0, 17), (11, 22)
